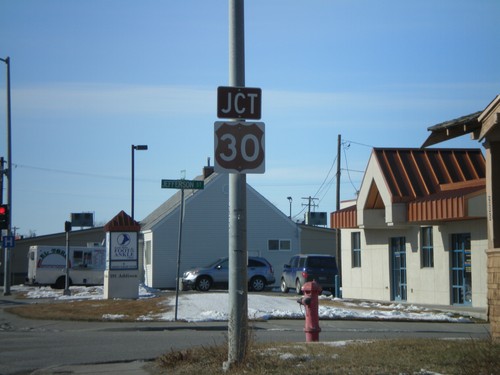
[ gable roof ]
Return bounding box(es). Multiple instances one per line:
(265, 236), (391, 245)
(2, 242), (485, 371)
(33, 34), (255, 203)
(140, 173), (217, 231)
(371, 148), (485, 203)
(104, 210), (140, 232)
(140, 171), (295, 232)
(331, 148), (486, 228)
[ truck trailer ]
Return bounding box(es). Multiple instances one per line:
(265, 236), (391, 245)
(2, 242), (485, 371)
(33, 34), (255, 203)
(26, 245), (106, 289)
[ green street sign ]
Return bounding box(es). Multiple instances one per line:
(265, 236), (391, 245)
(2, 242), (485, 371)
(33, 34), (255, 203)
(161, 179), (204, 190)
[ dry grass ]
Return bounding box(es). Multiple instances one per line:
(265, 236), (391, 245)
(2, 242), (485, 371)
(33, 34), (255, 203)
(6, 293), (498, 374)
(6, 297), (169, 321)
(154, 338), (500, 375)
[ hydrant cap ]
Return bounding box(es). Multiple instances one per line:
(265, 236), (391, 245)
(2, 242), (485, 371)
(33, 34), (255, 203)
(301, 280), (322, 293)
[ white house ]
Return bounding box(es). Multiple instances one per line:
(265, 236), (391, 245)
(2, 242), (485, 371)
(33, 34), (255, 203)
(140, 166), (336, 289)
(331, 148), (488, 308)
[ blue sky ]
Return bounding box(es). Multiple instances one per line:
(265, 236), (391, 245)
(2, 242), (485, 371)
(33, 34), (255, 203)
(0, 0), (499, 236)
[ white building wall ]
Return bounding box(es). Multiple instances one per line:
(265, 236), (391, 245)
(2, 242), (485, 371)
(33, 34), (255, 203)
(246, 186), (300, 280)
(146, 174), (301, 289)
(142, 231), (153, 287)
(148, 176), (228, 289)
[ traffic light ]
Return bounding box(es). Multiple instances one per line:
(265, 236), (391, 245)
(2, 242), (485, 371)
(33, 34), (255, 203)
(0, 204), (9, 230)
(64, 220), (72, 233)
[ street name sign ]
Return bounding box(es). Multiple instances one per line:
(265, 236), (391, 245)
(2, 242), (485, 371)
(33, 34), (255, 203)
(161, 179), (204, 190)
(217, 86), (262, 120)
(214, 121), (265, 174)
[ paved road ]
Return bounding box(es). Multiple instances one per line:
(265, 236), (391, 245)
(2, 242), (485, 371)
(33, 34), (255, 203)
(0, 298), (490, 375)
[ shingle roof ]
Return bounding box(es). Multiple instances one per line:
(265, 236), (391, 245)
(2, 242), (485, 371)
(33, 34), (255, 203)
(421, 111), (482, 147)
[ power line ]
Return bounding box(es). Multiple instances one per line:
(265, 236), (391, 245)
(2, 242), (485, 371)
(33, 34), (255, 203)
(342, 139), (374, 148)
(342, 143), (361, 195)
(12, 163), (157, 183)
(313, 154), (338, 200)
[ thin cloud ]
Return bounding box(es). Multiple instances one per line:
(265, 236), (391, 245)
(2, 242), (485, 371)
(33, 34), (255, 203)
(13, 83), (215, 116)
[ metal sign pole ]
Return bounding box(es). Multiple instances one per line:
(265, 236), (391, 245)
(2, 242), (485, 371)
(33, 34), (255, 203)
(1, 57), (12, 296)
(64, 221), (71, 296)
(225, 0), (248, 369)
(174, 187), (185, 321)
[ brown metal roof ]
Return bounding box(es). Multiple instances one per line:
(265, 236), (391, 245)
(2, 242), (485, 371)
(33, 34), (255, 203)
(104, 210), (141, 232)
(373, 148), (485, 203)
(408, 185), (485, 222)
(331, 148), (486, 228)
(330, 205), (357, 228)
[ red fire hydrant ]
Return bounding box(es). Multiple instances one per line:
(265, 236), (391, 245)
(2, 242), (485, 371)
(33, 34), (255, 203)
(297, 280), (322, 342)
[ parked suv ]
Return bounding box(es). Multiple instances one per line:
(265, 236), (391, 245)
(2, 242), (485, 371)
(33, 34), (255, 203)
(280, 254), (338, 294)
(181, 256), (275, 292)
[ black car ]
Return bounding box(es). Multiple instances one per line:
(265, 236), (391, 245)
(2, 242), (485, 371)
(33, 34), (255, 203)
(280, 254), (338, 294)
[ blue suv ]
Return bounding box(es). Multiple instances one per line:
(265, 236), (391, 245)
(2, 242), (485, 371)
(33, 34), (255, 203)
(280, 254), (338, 294)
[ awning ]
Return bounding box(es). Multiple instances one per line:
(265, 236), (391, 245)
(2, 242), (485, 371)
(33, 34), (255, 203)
(421, 111), (482, 148)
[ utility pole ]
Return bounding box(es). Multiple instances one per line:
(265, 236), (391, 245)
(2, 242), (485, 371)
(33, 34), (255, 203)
(335, 134), (342, 287)
(0, 157), (3, 205)
(302, 196), (319, 225)
(1, 57), (12, 296)
(225, 0), (248, 370)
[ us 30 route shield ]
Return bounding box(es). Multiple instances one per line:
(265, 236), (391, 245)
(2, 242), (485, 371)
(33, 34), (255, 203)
(214, 121), (265, 174)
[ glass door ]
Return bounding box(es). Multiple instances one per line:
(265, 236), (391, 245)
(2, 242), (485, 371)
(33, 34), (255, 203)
(451, 233), (472, 305)
(390, 237), (407, 301)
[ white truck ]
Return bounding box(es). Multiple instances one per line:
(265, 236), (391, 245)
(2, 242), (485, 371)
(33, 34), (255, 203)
(26, 245), (106, 289)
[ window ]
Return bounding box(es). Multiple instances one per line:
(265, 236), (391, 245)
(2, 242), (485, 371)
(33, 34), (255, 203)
(73, 250), (92, 268)
(217, 259), (229, 269)
(421, 227), (434, 268)
(268, 239), (291, 251)
(351, 232), (361, 268)
(248, 259), (264, 267)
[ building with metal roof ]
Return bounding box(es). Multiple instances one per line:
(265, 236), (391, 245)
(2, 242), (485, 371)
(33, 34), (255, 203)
(331, 147), (487, 308)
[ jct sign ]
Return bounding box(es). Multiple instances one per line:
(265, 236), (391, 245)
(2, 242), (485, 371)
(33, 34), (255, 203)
(214, 121), (265, 174)
(217, 86), (262, 120)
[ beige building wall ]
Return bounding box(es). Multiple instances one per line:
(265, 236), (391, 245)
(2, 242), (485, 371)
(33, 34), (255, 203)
(341, 219), (488, 308)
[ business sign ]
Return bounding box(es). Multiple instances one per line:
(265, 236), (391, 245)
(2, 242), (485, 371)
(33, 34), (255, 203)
(71, 212), (94, 227)
(106, 232), (138, 270)
(217, 86), (262, 120)
(214, 121), (265, 173)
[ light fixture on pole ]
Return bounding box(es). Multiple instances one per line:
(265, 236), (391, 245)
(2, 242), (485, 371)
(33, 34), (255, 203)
(287, 196), (292, 219)
(1, 57), (12, 296)
(131, 145), (148, 221)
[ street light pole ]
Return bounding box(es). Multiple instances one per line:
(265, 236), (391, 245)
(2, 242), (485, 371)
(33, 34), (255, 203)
(131, 145), (148, 221)
(287, 196), (292, 219)
(1, 57), (12, 296)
